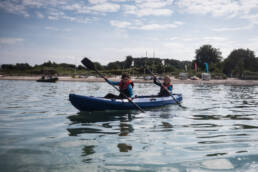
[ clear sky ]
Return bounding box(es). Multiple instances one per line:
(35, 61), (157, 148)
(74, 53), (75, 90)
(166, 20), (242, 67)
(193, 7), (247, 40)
(0, 0), (258, 65)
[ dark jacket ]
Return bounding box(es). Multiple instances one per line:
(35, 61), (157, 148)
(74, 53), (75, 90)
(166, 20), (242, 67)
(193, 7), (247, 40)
(154, 78), (173, 97)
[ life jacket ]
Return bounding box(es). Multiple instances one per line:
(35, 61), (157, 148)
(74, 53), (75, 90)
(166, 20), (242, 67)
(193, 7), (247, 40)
(119, 80), (134, 90)
(159, 83), (173, 96)
(118, 80), (134, 97)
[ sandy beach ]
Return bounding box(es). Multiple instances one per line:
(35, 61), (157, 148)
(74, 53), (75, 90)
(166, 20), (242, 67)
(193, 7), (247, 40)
(1, 75), (258, 86)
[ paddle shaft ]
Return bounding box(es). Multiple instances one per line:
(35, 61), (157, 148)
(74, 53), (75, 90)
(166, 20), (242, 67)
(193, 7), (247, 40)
(145, 68), (185, 109)
(82, 58), (144, 112)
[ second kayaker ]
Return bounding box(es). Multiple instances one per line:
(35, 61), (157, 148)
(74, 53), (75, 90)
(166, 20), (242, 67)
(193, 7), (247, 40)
(154, 75), (173, 97)
(104, 73), (135, 100)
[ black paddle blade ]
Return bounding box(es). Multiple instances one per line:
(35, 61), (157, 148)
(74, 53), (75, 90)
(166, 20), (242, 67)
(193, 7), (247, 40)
(81, 57), (95, 70)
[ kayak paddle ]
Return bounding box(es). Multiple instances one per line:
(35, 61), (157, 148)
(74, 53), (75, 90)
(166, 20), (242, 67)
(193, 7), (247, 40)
(81, 57), (145, 113)
(145, 67), (186, 109)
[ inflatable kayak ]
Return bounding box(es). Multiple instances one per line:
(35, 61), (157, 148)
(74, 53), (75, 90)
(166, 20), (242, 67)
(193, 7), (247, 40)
(69, 93), (183, 111)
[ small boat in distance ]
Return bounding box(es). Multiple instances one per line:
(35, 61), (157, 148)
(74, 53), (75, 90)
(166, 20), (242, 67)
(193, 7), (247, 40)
(37, 77), (58, 82)
(37, 69), (58, 83)
(69, 94), (183, 111)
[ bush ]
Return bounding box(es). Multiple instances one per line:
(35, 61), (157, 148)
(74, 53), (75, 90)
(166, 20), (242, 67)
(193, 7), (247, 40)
(241, 71), (258, 80)
(211, 73), (227, 79)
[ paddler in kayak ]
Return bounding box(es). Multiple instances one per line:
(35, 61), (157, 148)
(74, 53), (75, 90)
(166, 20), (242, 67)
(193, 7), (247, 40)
(154, 75), (173, 97)
(104, 73), (135, 101)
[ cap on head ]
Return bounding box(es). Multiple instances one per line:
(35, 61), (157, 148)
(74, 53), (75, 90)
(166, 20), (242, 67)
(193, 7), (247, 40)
(121, 73), (130, 79)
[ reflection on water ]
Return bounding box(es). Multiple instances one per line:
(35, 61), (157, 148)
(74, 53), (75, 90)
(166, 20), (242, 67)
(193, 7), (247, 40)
(68, 110), (136, 124)
(119, 122), (134, 136)
(0, 80), (258, 171)
(82, 145), (95, 163)
(117, 143), (132, 152)
(67, 111), (136, 136)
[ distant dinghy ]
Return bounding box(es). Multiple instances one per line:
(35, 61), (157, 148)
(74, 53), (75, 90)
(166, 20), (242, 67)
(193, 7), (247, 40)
(37, 69), (58, 83)
(36, 77), (58, 83)
(69, 94), (183, 111)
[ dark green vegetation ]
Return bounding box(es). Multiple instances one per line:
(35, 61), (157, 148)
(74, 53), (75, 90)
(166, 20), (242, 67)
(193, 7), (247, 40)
(0, 61), (86, 76)
(1, 44), (258, 79)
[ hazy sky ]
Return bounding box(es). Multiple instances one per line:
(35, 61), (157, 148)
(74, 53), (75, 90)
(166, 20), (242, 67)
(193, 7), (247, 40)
(0, 0), (258, 65)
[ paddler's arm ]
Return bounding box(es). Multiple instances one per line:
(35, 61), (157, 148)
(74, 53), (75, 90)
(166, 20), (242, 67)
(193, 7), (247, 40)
(108, 80), (120, 85)
(104, 77), (120, 85)
(128, 84), (134, 99)
(153, 76), (161, 86)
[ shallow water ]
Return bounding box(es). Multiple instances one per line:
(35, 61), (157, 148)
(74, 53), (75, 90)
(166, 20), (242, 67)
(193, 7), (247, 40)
(0, 80), (258, 171)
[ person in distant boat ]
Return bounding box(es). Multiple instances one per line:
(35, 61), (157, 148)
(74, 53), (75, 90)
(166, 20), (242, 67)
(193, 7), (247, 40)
(104, 73), (135, 100)
(41, 75), (45, 80)
(154, 75), (173, 97)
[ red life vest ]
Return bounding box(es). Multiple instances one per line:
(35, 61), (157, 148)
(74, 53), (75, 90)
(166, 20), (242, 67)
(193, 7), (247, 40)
(119, 80), (134, 90)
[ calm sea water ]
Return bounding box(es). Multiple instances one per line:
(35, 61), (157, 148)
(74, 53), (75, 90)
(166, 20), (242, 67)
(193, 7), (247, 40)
(0, 80), (258, 172)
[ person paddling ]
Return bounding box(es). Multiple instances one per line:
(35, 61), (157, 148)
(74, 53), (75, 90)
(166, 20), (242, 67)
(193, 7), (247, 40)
(104, 73), (135, 101)
(154, 75), (173, 97)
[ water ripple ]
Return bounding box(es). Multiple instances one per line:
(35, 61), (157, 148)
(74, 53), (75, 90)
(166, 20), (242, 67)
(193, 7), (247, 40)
(0, 80), (258, 171)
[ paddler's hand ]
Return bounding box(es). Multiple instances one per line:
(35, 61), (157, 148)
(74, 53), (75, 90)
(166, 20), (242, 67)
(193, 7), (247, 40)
(128, 97), (132, 101)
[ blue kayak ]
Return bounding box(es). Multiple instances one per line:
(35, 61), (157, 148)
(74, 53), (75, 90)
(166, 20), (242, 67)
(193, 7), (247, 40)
(69, 94), (183, 111)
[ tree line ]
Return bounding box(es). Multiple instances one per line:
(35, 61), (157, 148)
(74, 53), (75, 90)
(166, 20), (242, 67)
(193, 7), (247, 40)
(1, 44), (258, 79)
(194, 45), (258, 79)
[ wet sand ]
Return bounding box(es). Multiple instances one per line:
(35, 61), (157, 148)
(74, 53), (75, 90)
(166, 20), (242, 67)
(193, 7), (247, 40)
(1, 75), (258, 85)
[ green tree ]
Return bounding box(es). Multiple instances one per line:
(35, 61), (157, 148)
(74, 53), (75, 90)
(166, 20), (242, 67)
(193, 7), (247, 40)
(42, 61), (56, 67)
(165, 66), (176, 73)
(223, 48), (256, 76)
(106, 61), (122, 70)
(16, 63), (32, 70)
(124, 56), (133, 68)
(194, 44), (222, 71)
(59, 63), (75, 68)
(77, 65), (85, 70)
(256, 58), (258, 72)
(94, 62), (103, 70)
(1, 64), (16, 70)
(1, 63), (31, 70)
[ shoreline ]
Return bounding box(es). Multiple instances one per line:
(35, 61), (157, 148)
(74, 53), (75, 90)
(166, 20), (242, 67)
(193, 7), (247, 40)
(1, 75), (258, 86)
